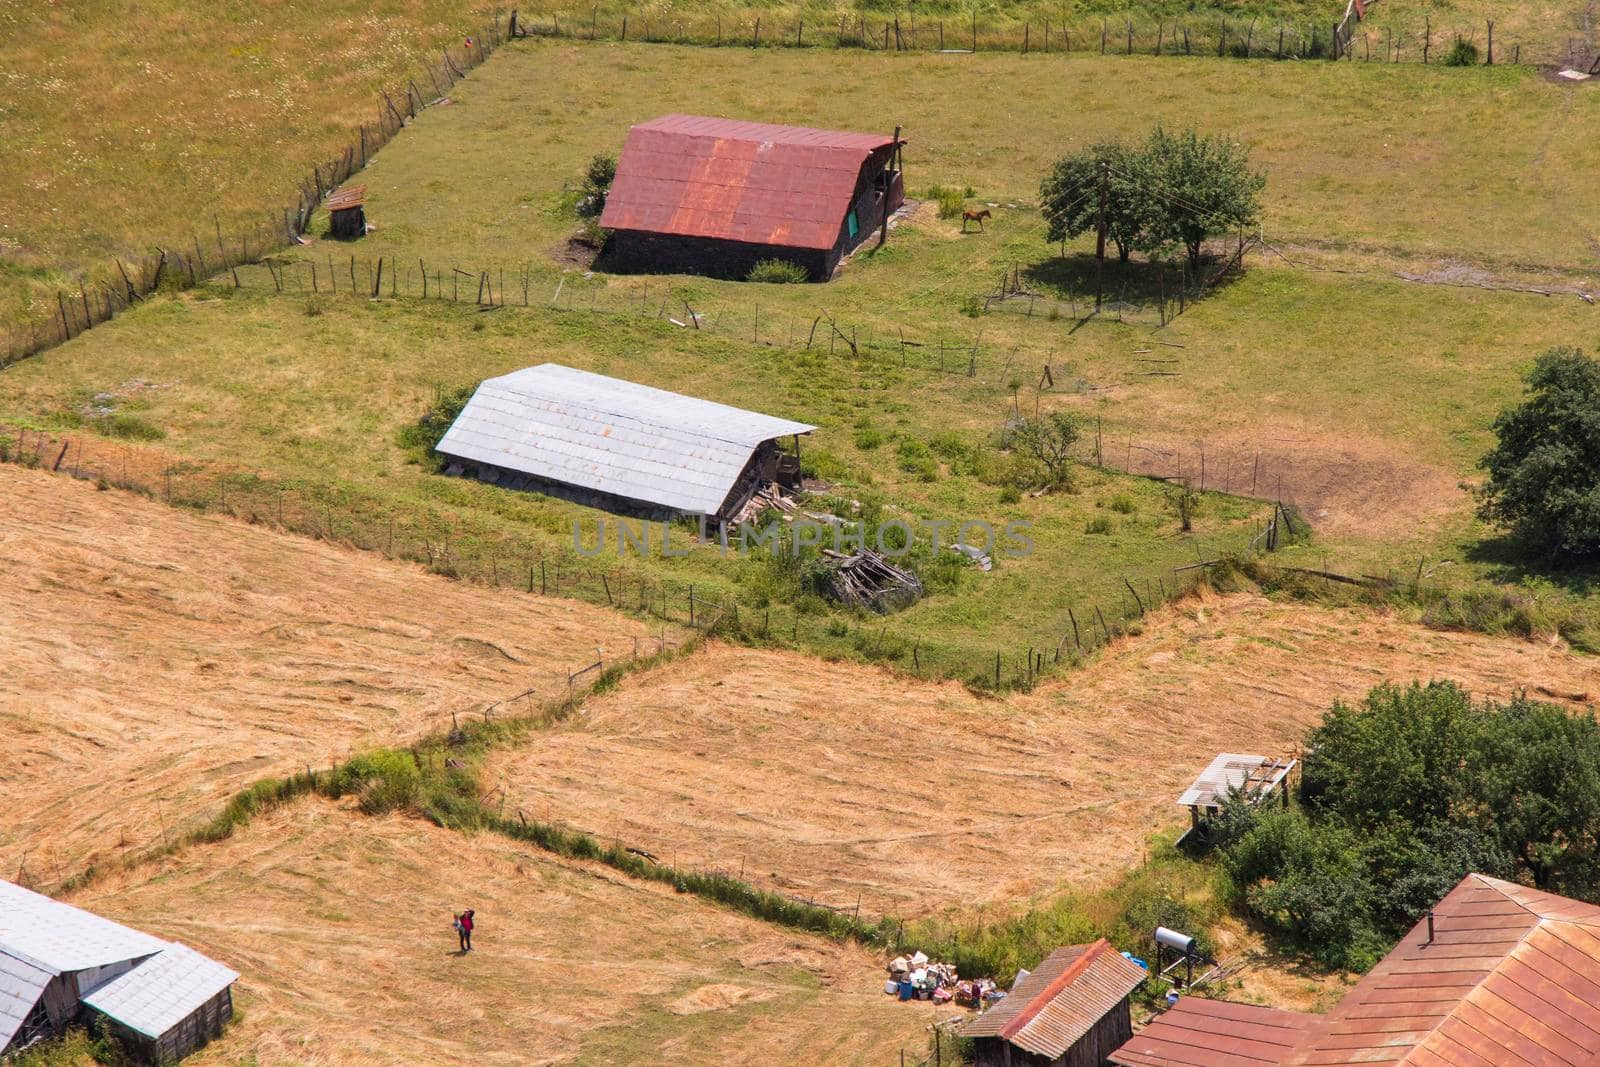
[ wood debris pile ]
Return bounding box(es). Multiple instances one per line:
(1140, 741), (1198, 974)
(730, 484), (800, 525)
(821, 548), (923, 613)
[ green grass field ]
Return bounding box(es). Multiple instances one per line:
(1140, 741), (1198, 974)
(0, 0), (496, 341)
(7, 37), (1600, 680)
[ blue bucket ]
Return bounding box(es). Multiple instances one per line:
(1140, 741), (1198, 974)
(897, 980), (915, 1001)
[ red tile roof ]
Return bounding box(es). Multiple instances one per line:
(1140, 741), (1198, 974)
(1112, 874), (1600, 1067)
(598, 114), (897, 250)
(1110, 997), (1318, 1067)
(963, 940), (1147, 1059)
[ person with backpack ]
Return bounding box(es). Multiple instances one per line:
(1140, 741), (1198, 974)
(454, 909), (475, 952)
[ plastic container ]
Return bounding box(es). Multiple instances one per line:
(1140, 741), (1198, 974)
(897, 980), (915, 1001)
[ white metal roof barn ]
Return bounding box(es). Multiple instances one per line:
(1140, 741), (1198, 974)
(0, 880), (237, 1062)
(436, 364), (814, 520)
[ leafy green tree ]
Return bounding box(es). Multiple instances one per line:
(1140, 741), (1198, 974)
(1478, 348), (1600, 556)
(577, 153), (617, 217)
(1009, 411), (1082, 490)
(1038, 142), (1145, 262)
(1138, 126), (1265, 270)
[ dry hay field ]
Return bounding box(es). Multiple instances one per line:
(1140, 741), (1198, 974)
(490, 591), (1599, 919)
(0, 465), (656, 884)
(67, 798), (927, 1066)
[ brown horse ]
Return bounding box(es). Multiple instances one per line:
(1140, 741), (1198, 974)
(961, 208), (992, 232)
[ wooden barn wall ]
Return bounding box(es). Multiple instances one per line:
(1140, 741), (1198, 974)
(972, 998), (1133, 1067)
(604, 230), (829, 281)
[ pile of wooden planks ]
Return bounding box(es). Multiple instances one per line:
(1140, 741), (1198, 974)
(821, 548), (924, 612)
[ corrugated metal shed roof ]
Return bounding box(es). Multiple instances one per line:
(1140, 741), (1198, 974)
(599, 113), (897, 250)
(436, 363), (814, 516)
(81, 943), (238, 1040)
(1111, 874), (1600, 1067)
(963, 941), (1146, 1058)
(1109, 997), (1318, 1066)
(1176, 753), (1296, 810)
(325, 185), (365, 212)
(0, 950), (53, 1050)
(0, 880), (166, 975)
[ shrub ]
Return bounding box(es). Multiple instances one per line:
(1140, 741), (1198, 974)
(576, 153), (616, 217)
(1477, 348), (1600, 556)
(923, 184), (966, 220)
(398, 383), (475, 469)
(1444, 38), (1480, 65)
(853, 426), (883, 450)
(1010, 411), (1083, 490)
(746, 258), (809, 284)
(1108, 493), (1136, 514)
(999, 486), (1021, 505)
(1085, 515), (1113, 535)
(95, 413), (165, 441)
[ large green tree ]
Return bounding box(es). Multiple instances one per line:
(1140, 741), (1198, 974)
(1038, 142), (1145, 262)
(1138, 126), (1265, 270)
(1478, 347), (1600, 556)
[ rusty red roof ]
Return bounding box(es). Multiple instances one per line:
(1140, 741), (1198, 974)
(1112, 874), (1600, 1067)
(1111, 997), (1318, 1067)
(325, 185), (365, 212)
(1283, 873), (1600, 1066)
(598, 114), (897, 251)
(963, 940), (1146, 1059)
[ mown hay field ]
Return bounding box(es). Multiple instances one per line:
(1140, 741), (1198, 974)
(488, 591), (1600, 918)
(67, 799), (930, 1066)
(0, 463), (658, 885)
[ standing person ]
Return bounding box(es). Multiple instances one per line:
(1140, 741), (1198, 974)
(454, 909), (475, 952)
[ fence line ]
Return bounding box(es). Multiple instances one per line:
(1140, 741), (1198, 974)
(0, 13), (512, 372)
(510, 5), (1546, 66)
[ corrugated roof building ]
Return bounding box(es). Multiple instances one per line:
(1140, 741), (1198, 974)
(436, 363), (814, 521)
(1110, 873), (1600, 1067)
(0, 880), (237, 1062)
(599, 114), (905, 281)
(962, 940), (1147, 1066)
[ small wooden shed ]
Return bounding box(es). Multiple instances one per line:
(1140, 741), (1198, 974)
(962, 940), (1146, 1067)
(326, 185), (367, 239)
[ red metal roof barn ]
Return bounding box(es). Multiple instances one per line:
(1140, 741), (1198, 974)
(599, 114), (904, 281)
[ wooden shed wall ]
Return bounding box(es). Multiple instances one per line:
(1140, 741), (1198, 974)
(973, 998), (1133, 1067)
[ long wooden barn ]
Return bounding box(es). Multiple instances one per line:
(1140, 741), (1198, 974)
(435, 363), (814, 522)
(599, 114), (905, 281)
(0, 880), (237, 1063)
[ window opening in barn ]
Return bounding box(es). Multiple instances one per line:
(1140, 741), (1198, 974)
(847, 210), (859, 238)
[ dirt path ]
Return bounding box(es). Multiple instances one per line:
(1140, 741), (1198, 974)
(69, 799), (929, 1066)
(0, 465), (654, 884)
(489, 592), (1596, 919)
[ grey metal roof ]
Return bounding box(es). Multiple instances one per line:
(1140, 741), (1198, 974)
(1176, 753), (1297, 810)
(0, 950), (53, 1050)
(436, 363), (815, 516)
(81, 943), (238, 1040)
(0, 880), (166, 975)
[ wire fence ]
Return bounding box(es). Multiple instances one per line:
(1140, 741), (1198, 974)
(510, 4), (1556, 66)
(1, 423), (1303, 694)
(0, 12), (513, 371)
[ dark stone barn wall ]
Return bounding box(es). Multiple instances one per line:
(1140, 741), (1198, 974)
(604, 231), (829, 281)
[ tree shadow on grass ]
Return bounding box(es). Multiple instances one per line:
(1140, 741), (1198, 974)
(1461, 532), (1600, 598)
(1020, 251), (1246, 311)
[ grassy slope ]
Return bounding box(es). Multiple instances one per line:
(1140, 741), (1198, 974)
(0, 0), (495, 334)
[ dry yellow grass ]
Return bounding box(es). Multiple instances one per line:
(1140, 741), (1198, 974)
(0, 464), (656, 886)
(489, 591), (1598, 918)
(67, 799), (933, 1065)
(0, 0), (495, 332)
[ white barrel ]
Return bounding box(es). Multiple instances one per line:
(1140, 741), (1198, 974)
(1154, 926), (1196, 954)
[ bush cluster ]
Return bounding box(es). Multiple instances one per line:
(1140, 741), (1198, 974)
(1216, 681), (1600, 969)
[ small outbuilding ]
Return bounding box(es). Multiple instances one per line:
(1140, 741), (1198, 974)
(1176, 752), (1296, 845)
(436, 363), (814, 523)
(599, 114), (905, 281)
(0, 880), (237, 1062)
(962, 940), (1146, 1067)
(326, 185), (367, 239)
